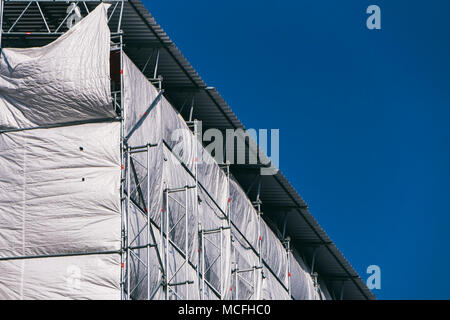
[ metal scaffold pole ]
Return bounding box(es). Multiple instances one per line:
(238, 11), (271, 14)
(159, 192), (164, 289)
(126, 145), (131, 300)
(164, 188), (169, 299)
(0, 0), (4, 51)
(226, 163), (231, 225)
(200, 224), (205, 300)
(147, 143), (151, 300)
(226, 163), (233, 299)
(119, 31), (126, 301)
(255, 183), (264, 300)
(185, 185), (189, 300)
(257, 200), (262, 266)
(193, 120), (201, 298)
(310, 246), (321, 299)
(285, 236), (292, 297)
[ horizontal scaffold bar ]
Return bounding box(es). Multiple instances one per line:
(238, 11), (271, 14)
(165, 185), (196, 193)
(0, 249), (121, 261)
(128, 244), (157, 251)
(0, 117), (121, 134)
(129, 143), (158, 154)
(201, 226), (231, 235)
(233, 266), (263, 274)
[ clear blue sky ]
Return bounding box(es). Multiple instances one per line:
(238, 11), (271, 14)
(142, 0), (450, 299)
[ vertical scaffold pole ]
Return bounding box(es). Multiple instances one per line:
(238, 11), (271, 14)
(159, 191), (163, 289)
(193, 120), (201, 298)
(226, 163), (233, 300)
(185, 185), (189, 300)
(255, 178), (263, 268)
(231, 235), (235, 299)
(147, 144), (151, 300)
(201, 227), (205, 300)
(119, 32), (126, 301)
(117, 0), (124, 34)
(153, 49), (160, 79)
(126, 146), (131, 300)
(235, 262), (239, 299)
(0, 0), (4, 52)
(220, 226), (223, 299)
(253, 267), (257, 299)
(285, 237), (291, 297)
(257, 201), (262, 266)
(226, 163), (231, 224)
(164, 189), (169, 300)
(310, 246), (320, 299)
(256, 181), (263, 300)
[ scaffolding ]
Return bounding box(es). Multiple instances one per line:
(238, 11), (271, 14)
(160, 120), (234, 300)
(0, 0), (339, 301)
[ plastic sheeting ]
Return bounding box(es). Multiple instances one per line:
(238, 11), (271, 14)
(0, 4), (114, 130)
(289, 251), (319, 300)
(0, 4), (121, 300)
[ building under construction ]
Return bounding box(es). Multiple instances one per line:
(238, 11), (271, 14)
(0, 1), (375, 300)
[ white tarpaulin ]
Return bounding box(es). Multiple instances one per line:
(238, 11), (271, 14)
(0, 4), (114, 130)
(0, 122), (122, 299)
(0, 122), (121, 258)
(0, 2), (328, 300)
